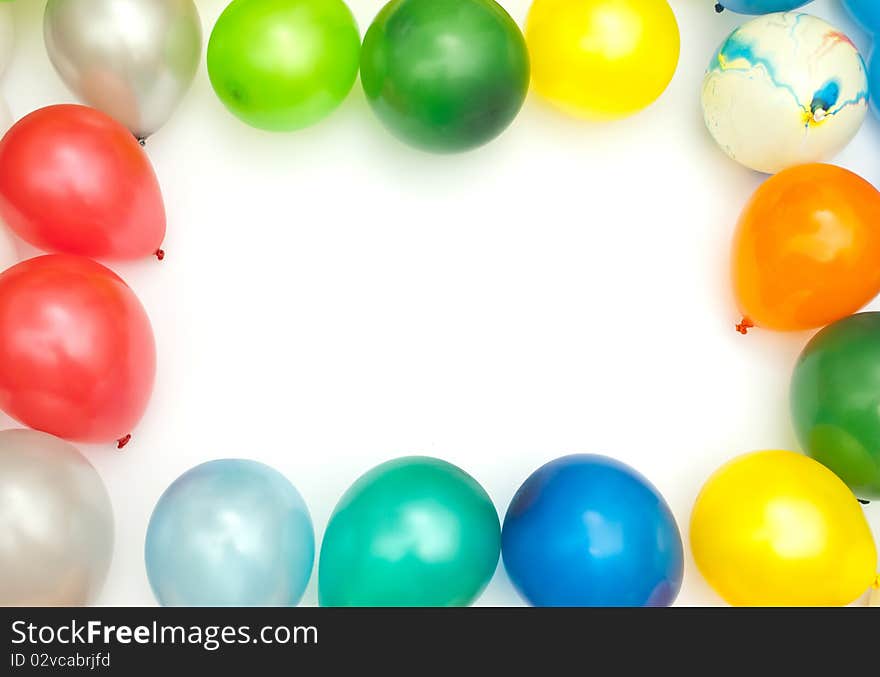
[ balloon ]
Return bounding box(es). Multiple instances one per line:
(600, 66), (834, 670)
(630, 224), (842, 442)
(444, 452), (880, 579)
(0, 104), (166, 260)
(145, 459), (314, 606)
(360, 0), (529, 152)
(690, 450), (876, 606)
(791, 313), (880, 499)
(319, 456), (500, 606)
(702, 13), (868, 174)
(525, 0), (679, 119)
(843, 0), (880, 35)
(869, 49), (880, 118)
(0, 429), (114, 606)
(0, 1), (12, 77)
(0, 255), (156, 445)
(502, 455), (683, 607)
(718, 1), (812, 14)
(732, 164), (880, 333)
(207, 0), (361, 131)
(44, 0), (202, 139)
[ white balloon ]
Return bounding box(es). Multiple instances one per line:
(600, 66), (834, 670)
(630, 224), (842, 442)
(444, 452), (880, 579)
(0, 2), (13, 77)
(702, 12), (868, 174)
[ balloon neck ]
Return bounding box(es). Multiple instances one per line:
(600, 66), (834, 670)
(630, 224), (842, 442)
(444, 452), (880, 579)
(137, 137), (146, 147)
(155, 249), (165, 261)
(116, 434), (131, 450)
(735, 318), (754, 335)
(869, 576), (880, 607)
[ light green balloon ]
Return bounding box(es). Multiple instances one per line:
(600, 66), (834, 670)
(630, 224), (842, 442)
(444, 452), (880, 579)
(319, 456), (501, 606)
(207, 0), (361, 131)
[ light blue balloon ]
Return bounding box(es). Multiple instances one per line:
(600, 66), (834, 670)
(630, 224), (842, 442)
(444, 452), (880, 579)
(843, 0), (880, 35)
(145, 459), (314, 607)
(717, 1), (812, 15)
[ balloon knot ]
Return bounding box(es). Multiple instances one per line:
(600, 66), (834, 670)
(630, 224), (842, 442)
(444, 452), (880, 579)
(873, 575), (880, 590)
(858, 498), (870, 505)
(137, 137), (146, 147)
(116, 434), (131, 449)
(735, 318), (754, 335)
(714, 3), (724, 12)
(155, 248), (165, 261)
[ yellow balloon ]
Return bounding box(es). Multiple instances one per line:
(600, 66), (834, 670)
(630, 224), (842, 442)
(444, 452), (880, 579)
(690, 450), (877, 606)
(525, 0), (680, 118)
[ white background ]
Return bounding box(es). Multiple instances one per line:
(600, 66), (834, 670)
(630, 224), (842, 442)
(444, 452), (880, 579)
(1, 0), (879, 606)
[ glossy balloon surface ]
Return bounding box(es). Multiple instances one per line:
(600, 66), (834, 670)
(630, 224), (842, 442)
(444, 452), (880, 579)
(732, 163), (880, 332)
(0, 429), (114, 606)
(690, 450), (876, 606)
(146, 459), (315, 606)
(791, 313), (880, 499)
(702, 13), (867, 174)
(843, 0), (880, 35)
(719, 1), (812, 14)
(207, 0), (361, 131)
(526, 0), (679, 119)
(319, 456), (500, 606)
(502, 455), (683, 607)
(0, 105), (166, 260)
(44, 0), (202, 139)
(0, 255), (156, 444)
(360, 0), (529, 152)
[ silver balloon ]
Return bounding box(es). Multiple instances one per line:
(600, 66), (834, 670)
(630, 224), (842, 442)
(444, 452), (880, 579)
(44, 0), (202, 139)
(0, 429), (114, 606)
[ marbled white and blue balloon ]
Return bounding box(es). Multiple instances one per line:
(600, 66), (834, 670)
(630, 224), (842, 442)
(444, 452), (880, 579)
(702, 13), (868, 174)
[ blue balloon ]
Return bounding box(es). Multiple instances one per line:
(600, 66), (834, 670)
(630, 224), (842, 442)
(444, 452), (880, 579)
(502, 455), (683, 607)
(844, 0), (880, 35)
(145, 459), (314, 606)
(869, 50), (880, 118)
(717, 1), (813, 15)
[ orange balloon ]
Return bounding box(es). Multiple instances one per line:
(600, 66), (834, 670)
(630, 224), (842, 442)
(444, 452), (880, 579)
(732, 163), (880, 333)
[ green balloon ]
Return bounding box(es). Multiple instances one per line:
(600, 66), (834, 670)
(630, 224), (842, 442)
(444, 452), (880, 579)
(207, 0), (361, 131)
(319, 456), (500, 606)
(360, 0), (529, 152)
(791, 312), (880, 499)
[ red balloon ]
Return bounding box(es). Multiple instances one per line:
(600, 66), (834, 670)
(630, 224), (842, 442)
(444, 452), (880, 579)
(0, 104), (166, 260)
(0, 255), (156, 444)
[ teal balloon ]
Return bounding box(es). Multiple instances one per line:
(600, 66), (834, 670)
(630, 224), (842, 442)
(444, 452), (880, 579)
(145, 459), (315, 606)
(360, 0), (529, 152)
(319, 456), (500, 606)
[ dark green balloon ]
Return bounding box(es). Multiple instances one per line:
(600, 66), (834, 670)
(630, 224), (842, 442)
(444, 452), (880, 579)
(791, 312), (880, 499)
(319, 457), (500, 606)
(360, 0), (529, 152)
